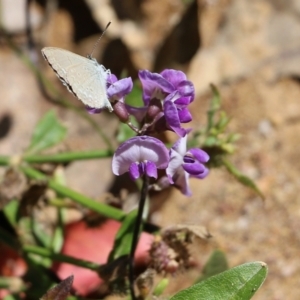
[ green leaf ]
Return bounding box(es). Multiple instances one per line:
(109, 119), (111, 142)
(170, 261), (268, 300)
(196, 249), (228, 282)
(108, 210), (137, 261)
(27, 111), (67, 154)
(3, 199), (19, 228)
(153, 278), (169, 296)
(215, 112), (230, 132)
(207, 84), (221, 131)
(51, 208), (64, 253)
(222, 159), (265, 200)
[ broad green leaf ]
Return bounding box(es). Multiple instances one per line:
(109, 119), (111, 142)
(26, 111), (67, 154)
(170, 261), (268, 300)
(222, 159), (265, 200)
(196, 249), (228, 282)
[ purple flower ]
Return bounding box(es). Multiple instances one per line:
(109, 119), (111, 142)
(138, 69), (195, 136)
(107, 74), (133, 102)
(166, 135), (209, 196)
(86, 74), (133, 114)
(112, 136), (169, 181)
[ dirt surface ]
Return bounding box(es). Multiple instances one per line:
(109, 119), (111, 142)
(1, 0), (300, 299)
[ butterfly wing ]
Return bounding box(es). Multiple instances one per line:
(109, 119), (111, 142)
(41, 47), (113, 111)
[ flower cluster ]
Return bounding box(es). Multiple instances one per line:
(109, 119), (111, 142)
(92, 69), (209, 196)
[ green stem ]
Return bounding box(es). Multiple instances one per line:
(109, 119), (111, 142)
(129, 175), (149, 300)
(0, 155), (10, 165)
(23, 245), (100, 271)
(21, 166), (125, 221)
(23, 149), (113, 163)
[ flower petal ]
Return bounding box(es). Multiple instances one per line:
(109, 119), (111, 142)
(188, 148), (210, 163)
(139, 70), (174, 104)
(107, 77), (133, 100)
(177, 80), (195, 99)
(160, 69), (187, 87)
(125, 105), (148, 123)
(164, 100), (186, 137)
(129, 162), (140, 180)
(145, 161), (158, 178)
(192, 167), (209, 179)
(112, 136), (169, 176)
(182, 161), (206, 175)
(173, 168), (192, 196)
(172, 135), (188, 156)
(166, 148), (183, 182)
(86, 106), (102, 114)
(174, 97), (191, 106)
(178, 108), (192, 123)
(107, 74), (118, 85)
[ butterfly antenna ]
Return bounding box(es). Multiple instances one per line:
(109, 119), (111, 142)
(89, 21), (111, 58)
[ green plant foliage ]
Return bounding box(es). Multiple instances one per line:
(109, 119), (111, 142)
(190, 85), (264, 199)
(170, 261), (268, 300)
(26, 111), (67, 154)
(108, 209), (137, 261)
(196, 249), (228, 282)
(222, 160), (265, 200)
(153, 278), (169, 297)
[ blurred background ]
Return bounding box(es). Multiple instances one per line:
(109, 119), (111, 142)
(1, 0), (300, 299)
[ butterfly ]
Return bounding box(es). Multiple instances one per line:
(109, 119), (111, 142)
(41, 47), (113, 112)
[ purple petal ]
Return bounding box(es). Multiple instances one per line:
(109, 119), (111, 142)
(172, 135), (188, 156)
(178, 108), (192, 123)
(139, 70), (174, 104)
(125, 105), (148, 122)
(173, 168), (192, 196)
(174, 97), (191, 106)
(166, 148), (183, 182)
(145, 161), (158, 178)
(129, 162), (140, 180)
(86, 106), (102, 114)
(192, 167), (209, 179)
(165, 91), (181, 103)
(177, 80), (195, 99)
(112, 136), (169, 176)
(164, 100), (186, 137)
(107, 74), (118, 85)
(107, 77), (133, 100)
(188, 148), (210, 163)
(160, 69), (187, 87)
(182, 161), (206, 175)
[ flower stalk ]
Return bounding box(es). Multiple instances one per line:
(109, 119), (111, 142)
(129, 174), (149, 300)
